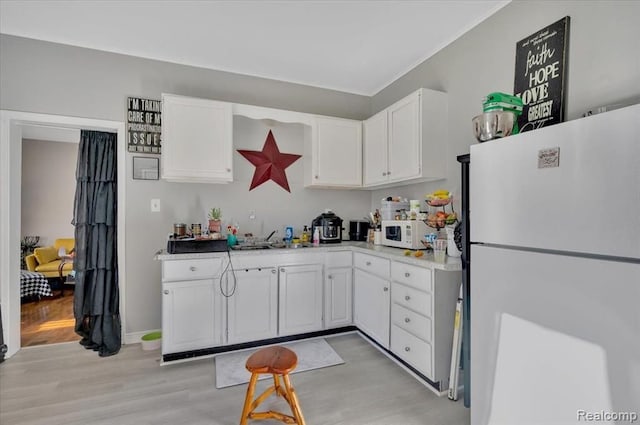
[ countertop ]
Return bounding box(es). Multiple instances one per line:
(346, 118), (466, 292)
(155, 241), (462, 271)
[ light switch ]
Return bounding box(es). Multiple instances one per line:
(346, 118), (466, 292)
(151, 198), (161, 212)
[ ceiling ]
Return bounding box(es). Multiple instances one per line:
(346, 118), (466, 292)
(0, 0), (510, 96)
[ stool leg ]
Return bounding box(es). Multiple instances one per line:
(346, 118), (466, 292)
(282, 374), (306, 425)
(240, 373), (259, 425)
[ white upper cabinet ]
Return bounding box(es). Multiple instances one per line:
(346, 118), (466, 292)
(363, 88), (447, 188)
(305, 116), (362, 188)
(363, 110), (388, 186)
(161, 93), (233, 183)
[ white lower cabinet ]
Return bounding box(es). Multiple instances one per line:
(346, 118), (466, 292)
(325, 267), (353, 328)
(226, 267), (278, 344)
(162, 279), (222, 354)
(278, 264), (324, 336)
(389, 261), (460, 386)
(353, 263), (391, 349)
(159, 249), (459, 390)
(161, 258), (223, 355)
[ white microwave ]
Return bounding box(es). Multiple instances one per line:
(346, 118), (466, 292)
(381, 220), (428, 250)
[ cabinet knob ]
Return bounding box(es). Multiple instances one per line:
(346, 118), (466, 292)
(405, 346), (411, 352)
(189, 266), (197, 271)
(383, 287), (389, 292)
(405, 317), (411, 323)
(405, 272), (410, 278)
(226, 168), (231, 172)
(405, 295), (411, 301)
(280, 268), (285, 273)
(366, 261), (371, 266)
(328, 275), (333, 280)
(163, 290), (169, 295)
(315, 175), (319, 179)
(387, 171), (391, 175)
(271, 269), (277, 274)
(382, 172), (386, 176)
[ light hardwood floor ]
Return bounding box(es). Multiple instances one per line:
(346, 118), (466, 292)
(0, 333), (469, 425)
(21, 291), (80, 347)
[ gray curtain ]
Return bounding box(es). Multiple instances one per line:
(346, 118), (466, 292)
(72, 130), (120, 357)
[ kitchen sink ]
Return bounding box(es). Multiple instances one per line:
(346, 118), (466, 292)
(231, 242), (313, 250)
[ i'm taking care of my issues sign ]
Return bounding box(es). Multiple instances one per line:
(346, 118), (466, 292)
(127, 97), (161, 153)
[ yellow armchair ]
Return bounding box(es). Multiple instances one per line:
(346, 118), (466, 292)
(25, 238), (75, 278)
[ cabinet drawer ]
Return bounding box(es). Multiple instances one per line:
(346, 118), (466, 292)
(162, 258), (222, 281)
(326, 251), (352, 268)
(391, 324), (433, 378)
(353, 252), (390, 278)
(391, 303), (432, 343)
(391, 282), (432, 317)
(391, 261), (432, 292)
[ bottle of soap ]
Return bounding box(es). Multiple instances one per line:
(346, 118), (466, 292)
(312, 227), (320, 246)
(301, 225), (310, 243)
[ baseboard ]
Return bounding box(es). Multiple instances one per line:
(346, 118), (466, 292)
(356, 330), (446, 397)
(124, 329), (160, 345)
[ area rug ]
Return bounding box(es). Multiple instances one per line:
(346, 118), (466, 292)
(214, 338), (344, 389)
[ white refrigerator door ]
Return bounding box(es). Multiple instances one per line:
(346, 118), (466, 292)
(470, 104), (640, 259)
(471, 245), (640, 425)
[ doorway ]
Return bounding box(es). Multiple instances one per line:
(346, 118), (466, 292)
(20, 130), (80, 346)
(0, 110), (126, 358)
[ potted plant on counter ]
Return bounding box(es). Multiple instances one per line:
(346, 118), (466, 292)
(208, 208), (222, 233)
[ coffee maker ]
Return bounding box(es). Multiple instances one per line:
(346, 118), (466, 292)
(311, 210), (343, 243)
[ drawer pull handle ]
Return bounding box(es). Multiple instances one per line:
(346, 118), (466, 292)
(163, 290), (169, 295)
(405, 295), (411, 301)
(405, 272), (410, 278)
(404, 346), (410, 352)
(366, 261), (371, 266)
(404, 317), (410, 323)
(383, 287), (389, 292)
(189, 266), (197, 271)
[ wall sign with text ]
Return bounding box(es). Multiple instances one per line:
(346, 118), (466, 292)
(514, 16), (570, 133)
(127, 97), (162, 153)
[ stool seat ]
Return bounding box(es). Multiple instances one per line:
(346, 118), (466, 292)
(240, 346), (306, 425)
(246, 346), (298, 375)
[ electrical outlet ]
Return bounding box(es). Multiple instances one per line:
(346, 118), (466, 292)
(151, 198), (161, 212)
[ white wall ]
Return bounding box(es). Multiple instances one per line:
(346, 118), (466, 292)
(21, 139), (78, 246)
(369, 1), (640, 215)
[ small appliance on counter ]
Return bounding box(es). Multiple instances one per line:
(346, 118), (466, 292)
(311, 210), (343, 244)
(348, 220), (370, 241)
(167, 237), (228, 254)
(381, 220), (428, 250)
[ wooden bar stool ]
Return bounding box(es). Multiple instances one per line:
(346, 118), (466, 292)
(239, 346), (306, 425)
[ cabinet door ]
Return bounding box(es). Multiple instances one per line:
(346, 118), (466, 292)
(325, 267), (353, 329)
(161, 94), (233, 183)
(388, 91), (421, 182)
(353, 269), (390, 349)
(363, 110), (389, 186)
(226, 268), (278, 344)
(279, 264), (323, 336)
(310, 117), (362, 187)
(162, 279), (221, 354)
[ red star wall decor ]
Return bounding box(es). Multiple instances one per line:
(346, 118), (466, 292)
(237, 130), (302, 192)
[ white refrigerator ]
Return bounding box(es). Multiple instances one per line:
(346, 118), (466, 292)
(469, 104), (640, 425)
